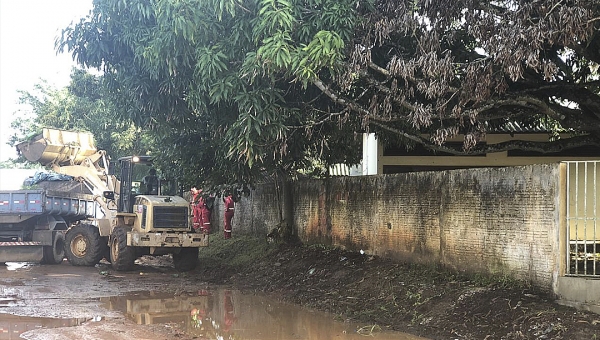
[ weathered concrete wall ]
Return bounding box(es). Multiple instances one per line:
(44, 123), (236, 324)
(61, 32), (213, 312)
(212, 182), (282, 238)
(218, 164), (562, 290)
(293, 164), (561, 289)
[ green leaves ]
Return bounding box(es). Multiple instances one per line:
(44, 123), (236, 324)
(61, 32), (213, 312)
(295, 30), (344, 85)
(195, 46), (230, 82)
(57, 0), (365, 188)
(209, 76), (238, 104)
(257, 31), (294, 71)
(257, 0), (295, 36)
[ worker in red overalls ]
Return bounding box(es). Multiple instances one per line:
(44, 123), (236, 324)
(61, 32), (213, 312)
(200, 195), (212, 234)
(223, 193), (235, 239)
(190, 186), (203, 233)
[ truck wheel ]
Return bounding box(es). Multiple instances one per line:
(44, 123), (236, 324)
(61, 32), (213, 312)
(65, 224), (105, 266)
(173, 247), (199, 272)
(42, 232), (65, 265)
(102, 246), (112, 264)
(110, 226), (136, 271)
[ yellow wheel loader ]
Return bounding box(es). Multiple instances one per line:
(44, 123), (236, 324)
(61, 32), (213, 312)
(12, 128), (207, 271)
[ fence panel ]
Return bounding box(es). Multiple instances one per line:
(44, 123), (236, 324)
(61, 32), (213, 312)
(565, 161), (600, 276)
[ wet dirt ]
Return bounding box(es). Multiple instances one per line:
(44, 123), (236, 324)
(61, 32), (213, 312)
(0, 258), (188, 340)
(1, 236), (600, 339)
(0, 257), (422, 340)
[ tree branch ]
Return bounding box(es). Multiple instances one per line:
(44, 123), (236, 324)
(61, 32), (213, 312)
(470, 134), (600, 154)
(311, 77), (370, 116)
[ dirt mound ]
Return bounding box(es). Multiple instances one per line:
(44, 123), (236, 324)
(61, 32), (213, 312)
(34, 180), (92, 195)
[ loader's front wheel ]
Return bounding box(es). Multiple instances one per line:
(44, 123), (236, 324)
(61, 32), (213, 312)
(173, 247), (199, 272)
(65, 224), (105, 266)
(110, 226), (136, 271)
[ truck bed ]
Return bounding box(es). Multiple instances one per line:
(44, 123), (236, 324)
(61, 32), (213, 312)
(0, 189), (98, 224)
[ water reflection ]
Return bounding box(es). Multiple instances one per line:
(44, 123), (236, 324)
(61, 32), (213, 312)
(0, 314), (88, 340)
(100, 289), (427, 340)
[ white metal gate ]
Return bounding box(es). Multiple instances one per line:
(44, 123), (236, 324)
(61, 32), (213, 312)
(565, 161), (600, 276)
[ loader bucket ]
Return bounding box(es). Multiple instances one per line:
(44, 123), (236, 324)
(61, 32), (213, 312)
(16, 128), (97, 166)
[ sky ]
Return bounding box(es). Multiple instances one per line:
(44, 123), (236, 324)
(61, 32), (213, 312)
(0, 0), (93, 162)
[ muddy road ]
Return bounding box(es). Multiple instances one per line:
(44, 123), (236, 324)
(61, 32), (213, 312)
(0, 258), (200, 339)
(0, 256), (424, 340)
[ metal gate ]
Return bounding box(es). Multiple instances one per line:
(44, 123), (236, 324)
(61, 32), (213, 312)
(565, 161), (600, 276)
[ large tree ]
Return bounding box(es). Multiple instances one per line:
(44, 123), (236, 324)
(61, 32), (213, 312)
(57, 0), (600, 188)
(58, 0), (364, 189)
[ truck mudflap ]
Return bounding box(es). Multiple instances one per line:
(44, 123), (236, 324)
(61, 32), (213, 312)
(0, 242), (41, 246)
(127, 232), (208, 248)
(0, 242), (43, 262)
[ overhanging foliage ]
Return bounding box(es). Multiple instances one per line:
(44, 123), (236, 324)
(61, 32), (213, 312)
(56, 0), (600, 188)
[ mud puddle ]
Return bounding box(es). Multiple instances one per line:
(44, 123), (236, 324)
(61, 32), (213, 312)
(99, 288), (427, 339)
(0, 260), (428, 339)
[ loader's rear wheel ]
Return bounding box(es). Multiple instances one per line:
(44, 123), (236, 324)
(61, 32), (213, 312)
(42, 231), (65, 264)
(110, 226), (136, 271)
(173, 247), (199, 272)
(65, 224), (106, 266)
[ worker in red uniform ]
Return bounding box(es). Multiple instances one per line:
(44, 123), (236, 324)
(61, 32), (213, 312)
(223, 193), (235, 239)
(190, 186), (203, 233)
(199, 195), (212, 234)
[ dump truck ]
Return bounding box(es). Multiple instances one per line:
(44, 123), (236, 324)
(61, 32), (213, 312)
(2, 128), (207, 271)
(0, 188), (96, 264)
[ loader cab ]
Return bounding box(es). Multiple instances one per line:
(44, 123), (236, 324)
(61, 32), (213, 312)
(117, 156), (168, 213)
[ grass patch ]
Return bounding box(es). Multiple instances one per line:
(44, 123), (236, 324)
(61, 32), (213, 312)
(198, 234), (280, 270)
(469, 272), (531, 289)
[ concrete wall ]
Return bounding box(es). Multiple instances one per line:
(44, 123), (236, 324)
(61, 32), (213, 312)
(216, 164), (563, 291)
(212, 182), (282, 238)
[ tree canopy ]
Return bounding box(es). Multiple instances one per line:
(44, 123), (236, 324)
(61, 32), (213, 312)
(56, 0), (600, 188)
(345, 0), (600, 155)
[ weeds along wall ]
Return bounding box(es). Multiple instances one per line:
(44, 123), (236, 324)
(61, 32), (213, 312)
(219, 164), (562, 290)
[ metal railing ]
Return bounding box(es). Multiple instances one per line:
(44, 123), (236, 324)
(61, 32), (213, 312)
(565, 161), (600, 276)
